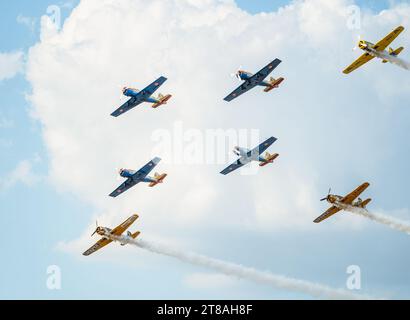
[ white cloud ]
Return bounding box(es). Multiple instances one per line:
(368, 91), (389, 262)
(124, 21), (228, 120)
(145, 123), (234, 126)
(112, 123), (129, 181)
(0, 156), (41, 191)
(0, 51), (24, 81)
(25, 0), (410, 253)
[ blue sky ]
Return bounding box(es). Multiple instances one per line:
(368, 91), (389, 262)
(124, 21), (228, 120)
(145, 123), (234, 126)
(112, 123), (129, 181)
(237, 0), (393, 13)
(1, 0), (410, 299)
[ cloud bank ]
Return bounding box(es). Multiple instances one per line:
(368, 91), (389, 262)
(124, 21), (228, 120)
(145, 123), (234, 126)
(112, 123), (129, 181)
(26, 0), (410, 297)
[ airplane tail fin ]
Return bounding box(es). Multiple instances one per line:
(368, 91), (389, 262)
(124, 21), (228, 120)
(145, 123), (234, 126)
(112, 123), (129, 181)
(121, 231), (141, 246)
(148, 173), (167, 187)
(384, 47), (404, 63)
(152, 94), (172, 108)
(360, 198), (371, 208)
(389, 46), (404, 56)
(122, 230), (140, 245)
(264, 77), (284, 92)
(259, 152), (279, 167)
(131, 231), (140, 239)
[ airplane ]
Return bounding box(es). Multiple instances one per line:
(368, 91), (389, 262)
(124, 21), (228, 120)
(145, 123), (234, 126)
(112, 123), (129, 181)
(220, 136), (278, 175)
(111, 76), (172, 117)
(109, 157), (167, 197)
(83, 214), (140, 256)
(343, 26), (405, 74)
(223, 59), (284, 102)
(313, 182), (371, 223)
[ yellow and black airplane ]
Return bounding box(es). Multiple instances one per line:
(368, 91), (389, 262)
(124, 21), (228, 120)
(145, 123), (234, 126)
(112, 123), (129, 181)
(314, 182), (371, 223)
(83, 214), (140, 256)
(343, 26), (405, 74)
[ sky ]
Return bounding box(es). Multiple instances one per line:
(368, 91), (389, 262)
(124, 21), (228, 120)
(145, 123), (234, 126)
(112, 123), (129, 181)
(0, 0), (410, 300)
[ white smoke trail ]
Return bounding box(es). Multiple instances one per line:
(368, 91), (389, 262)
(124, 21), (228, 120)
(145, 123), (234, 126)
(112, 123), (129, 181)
(335, 202), (410, 235)
(377, 51), (410, 70)
(126, 238), (370, 300)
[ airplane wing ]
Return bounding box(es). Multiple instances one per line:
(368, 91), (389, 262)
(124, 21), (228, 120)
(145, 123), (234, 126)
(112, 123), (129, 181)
(109, 178), (139, 197)
(220, 159), (245, 175)
(247, 136), (277, 158)
(313, 206), (342, 223)
(83, 238), (113, 256)
(341, 182), (370, 205)
(111, 97), (144, 117)
(343, 53), (374, 74)
(110, 214), (139, 236)
(223, 81), (258, 102)
(224, 59), (281, 102)
(248, 58), (282, 85)
(141, 76), (167, 96)
(136, 157), (161, 177)
(373, 26), (405, 51)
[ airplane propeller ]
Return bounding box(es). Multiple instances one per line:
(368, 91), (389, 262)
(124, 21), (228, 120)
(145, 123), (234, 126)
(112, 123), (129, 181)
(115, 167), (124, 181)
(91, 221), (98, 236)
(352, 35), (362, 51)
(117, 84), (127, 99)
(320, 188), (331, 201)
(230, 65), (243, 81)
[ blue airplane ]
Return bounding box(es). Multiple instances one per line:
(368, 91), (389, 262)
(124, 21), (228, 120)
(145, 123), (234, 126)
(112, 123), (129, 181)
(111, 76), (172, 117)
(109, 157), (167, 197)
(224, 59), (284, 102)
(220, 137), (279, 175)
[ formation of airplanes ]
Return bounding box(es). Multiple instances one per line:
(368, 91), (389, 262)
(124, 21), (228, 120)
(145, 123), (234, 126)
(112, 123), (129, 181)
(83, 25), (406, 256)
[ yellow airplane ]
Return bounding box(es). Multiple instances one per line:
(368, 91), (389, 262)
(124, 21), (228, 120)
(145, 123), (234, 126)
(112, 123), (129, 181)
(314, 182), (371, 223)
(83, 214), (140, 256)
(343, 26), (405, 74)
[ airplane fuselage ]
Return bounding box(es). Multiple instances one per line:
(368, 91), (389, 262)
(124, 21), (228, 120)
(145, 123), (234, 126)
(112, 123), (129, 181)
(122, 87), (158, 103)
(119, 168), (157, 183)
(233, 146), (249, 157)
(234, 146), (253, 164)
(326, 194), (368, 208)
(123, 87), (140, 97)
(119, 168), (136, 178)
(326, 194), (344, 204)
(358, 40), (398, 60)
(359, 41), (384, 58)
(233, 146), (274, 164)
(96, 226), (134, 245)
(237, 71), (271, 87)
